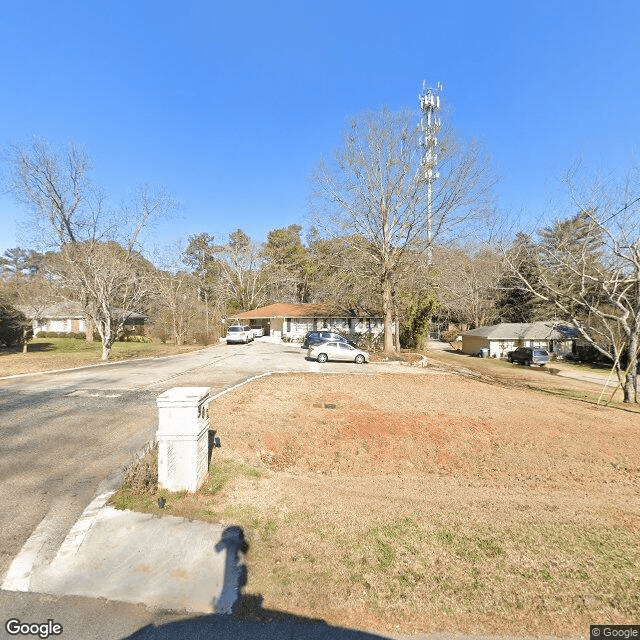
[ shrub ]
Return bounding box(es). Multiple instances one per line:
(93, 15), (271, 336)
(441, 327), (461, 343)
(122, 335), (152, 343)
(193, 331), (220, 345)
(0, 300), (32, 348)
(353, 332), (383, 352)
(123, 445), (158, 494)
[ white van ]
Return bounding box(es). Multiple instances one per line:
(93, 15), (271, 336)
(226, 325), (254, 344)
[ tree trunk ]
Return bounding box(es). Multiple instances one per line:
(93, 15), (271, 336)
(85, 316), (94, 343)
(99, 323), (113, 361)
(622, 332), (639, 403)
(382, 270), (394, 352)
(393, 287), (402, 353)
(204, 289), (209, 336)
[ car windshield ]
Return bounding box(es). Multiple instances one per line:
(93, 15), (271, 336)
(533, 349), (549, 356)
(228, 327), (242, 332)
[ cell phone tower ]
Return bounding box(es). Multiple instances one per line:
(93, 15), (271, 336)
(419, 80), (443, 266)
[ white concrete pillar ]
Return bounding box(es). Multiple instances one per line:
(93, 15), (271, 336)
(156, 387), (211, 493)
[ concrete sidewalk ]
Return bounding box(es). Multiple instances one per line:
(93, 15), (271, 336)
(36, 508), (244, 614)
(5, 490), (246, 616)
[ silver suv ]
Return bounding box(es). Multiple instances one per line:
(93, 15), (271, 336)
(507, 347), (550, 366)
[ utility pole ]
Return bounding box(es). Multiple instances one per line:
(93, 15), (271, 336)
(419, 81), (443, 266)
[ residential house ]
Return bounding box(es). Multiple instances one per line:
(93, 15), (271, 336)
(461, 322), (579, 359)
(19, 302), (147, 336)
(229, 302), (385, 341)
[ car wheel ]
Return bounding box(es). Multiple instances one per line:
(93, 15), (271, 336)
(317, 353), (328, 363)
(354, 354), (365, 364)
(524, 359), (530, 367)
(507, 355), (513, 363)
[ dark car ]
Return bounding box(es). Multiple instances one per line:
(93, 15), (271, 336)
(302, 330), (355, 349)
(507, 347), (550, 367)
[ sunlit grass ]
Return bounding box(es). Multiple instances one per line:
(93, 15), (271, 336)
(0, 337), (205, 376)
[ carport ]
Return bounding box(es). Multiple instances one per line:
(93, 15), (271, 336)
(229, 302), (385, 341)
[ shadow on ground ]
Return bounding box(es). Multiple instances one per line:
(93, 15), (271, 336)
(126, 525), (394, 639)
(126, 596), (393, 640)
(1, 341), (55, 355)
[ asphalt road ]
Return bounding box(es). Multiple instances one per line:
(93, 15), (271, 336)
(0, 338), (402, 639)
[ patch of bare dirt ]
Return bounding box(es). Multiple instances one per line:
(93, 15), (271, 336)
(199, 372), (640, 635)
(211, 372), (638, 484)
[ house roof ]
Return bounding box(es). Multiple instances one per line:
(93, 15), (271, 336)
(231, 302), (381, 320)
(462, 322), (579, 341)
(18, 302), (84, 319)
(18, 302), (147, 321)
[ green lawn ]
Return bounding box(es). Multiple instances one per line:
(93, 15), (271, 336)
(428, 345), (637, 410)
(430, 345), (614, 376)
(0, 337), (208, 376)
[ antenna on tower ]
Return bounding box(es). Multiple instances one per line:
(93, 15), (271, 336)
(418, 80), (443, 266)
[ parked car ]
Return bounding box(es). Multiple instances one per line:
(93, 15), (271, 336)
(308, 341), (369, 364)
(250, 325), (264, 338)
(226, 325), (254, 344)
(507, 347), (550, 366)
(302, 330), (355, 349)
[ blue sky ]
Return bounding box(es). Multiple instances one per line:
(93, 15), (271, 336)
(1, 0), (639, 257)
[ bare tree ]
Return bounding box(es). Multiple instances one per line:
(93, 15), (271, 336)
(50, 241), (155, 359)
(310, 105), (495, 352)
(151, 268), (199, 346)
(505, 168), (640, 403)
(6, 139), (173, 359)
(433, 244), (502, 329)
(9, 138), (98, 245)
(212, 229), (269, 311)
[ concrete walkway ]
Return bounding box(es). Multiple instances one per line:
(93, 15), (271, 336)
(3, 475), (245, 616)
(31, 506), (240, 614)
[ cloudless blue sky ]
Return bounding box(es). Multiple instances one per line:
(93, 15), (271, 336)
(1, 0), (639, 257)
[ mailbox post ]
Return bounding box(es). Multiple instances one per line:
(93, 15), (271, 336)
(156, 387), (211, 492)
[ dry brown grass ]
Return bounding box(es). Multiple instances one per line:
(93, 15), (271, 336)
(113, 371), (640, 636)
